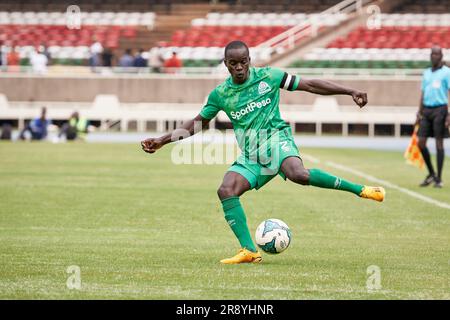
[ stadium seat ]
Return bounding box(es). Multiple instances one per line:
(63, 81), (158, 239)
(0, 10), (155, 62)
(294, 15), (450, 70)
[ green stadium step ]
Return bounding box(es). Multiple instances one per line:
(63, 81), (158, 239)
(186, 59), (430, 69)
(18, 58), (431, 69)
(18, 58), (222, 68)
(183, 59), (221, 67)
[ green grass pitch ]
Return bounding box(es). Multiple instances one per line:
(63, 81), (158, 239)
(0, 142), (449, 299)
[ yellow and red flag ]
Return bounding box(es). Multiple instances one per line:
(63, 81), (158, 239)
(404, 125), (424, 169)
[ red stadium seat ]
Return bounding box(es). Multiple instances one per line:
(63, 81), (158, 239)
(167, 26), (290, 48)
(327, 26), (450, 49)
(0, 24), (138, 51)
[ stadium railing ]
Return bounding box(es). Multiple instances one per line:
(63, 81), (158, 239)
(0, 93), (417, 137)
(0, 66), (424, 77)
(254, 0), (375, 64)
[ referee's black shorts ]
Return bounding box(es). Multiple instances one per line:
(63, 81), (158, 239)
(418, 105), (449, 139)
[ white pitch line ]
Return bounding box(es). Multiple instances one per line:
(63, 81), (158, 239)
(302, 153), (450, 210)
(301, 154), (321, 164)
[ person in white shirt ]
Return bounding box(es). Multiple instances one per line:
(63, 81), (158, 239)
(0, 42), (9, 67)
(148, 46), (164, 73)
(89, 37), (103, 70)
(30, 48), (48, 75)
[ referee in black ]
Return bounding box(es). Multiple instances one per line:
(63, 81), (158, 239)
(416, 46), (450, 188)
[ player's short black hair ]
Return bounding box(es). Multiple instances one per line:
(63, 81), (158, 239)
(431, 45), (442, 54)
(224, 41), (249, 57)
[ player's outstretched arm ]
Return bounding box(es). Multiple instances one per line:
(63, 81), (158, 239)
(141, 114), (210, 154)
(296, 78), (368, 108)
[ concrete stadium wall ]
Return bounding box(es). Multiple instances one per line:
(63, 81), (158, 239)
(0, 75), (422, 107)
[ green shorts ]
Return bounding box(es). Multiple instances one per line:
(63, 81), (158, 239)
(228, 130), (301, 190)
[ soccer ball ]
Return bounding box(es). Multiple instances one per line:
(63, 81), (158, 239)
(255, 219), (292, 254)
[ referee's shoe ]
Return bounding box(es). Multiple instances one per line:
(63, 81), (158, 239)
(420, 174), (443, 188)
(434, 178), (443, 188)
(420, 174), (436, 187)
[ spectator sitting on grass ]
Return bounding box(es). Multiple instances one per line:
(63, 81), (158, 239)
(55, 111), (89, 142)
(19, 107), (51, 141)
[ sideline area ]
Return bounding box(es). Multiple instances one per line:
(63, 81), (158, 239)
(87, 132), (450, 154)
(8, 129), (450, 155)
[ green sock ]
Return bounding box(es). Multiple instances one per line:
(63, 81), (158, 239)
(308, 168), (364, 196)
(221, 197), (257, 252)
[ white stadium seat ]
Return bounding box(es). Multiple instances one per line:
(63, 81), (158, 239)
(0, 11), (155, 26)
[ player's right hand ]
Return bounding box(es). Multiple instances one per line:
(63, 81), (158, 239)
(141, 137), (163, 154)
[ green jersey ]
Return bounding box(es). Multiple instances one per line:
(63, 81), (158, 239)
(200, 67), (300, 159)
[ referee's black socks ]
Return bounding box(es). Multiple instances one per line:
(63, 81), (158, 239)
(437, 148), (445, 181)
(420, 146), (435, 177)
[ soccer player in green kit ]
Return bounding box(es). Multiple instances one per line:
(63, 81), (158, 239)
(141, 41), (385, 264)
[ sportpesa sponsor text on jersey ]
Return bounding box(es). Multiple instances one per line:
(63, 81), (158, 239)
(200, 67), (300, 151)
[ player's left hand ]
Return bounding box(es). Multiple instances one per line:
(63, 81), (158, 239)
(351, 91), (368, 108)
